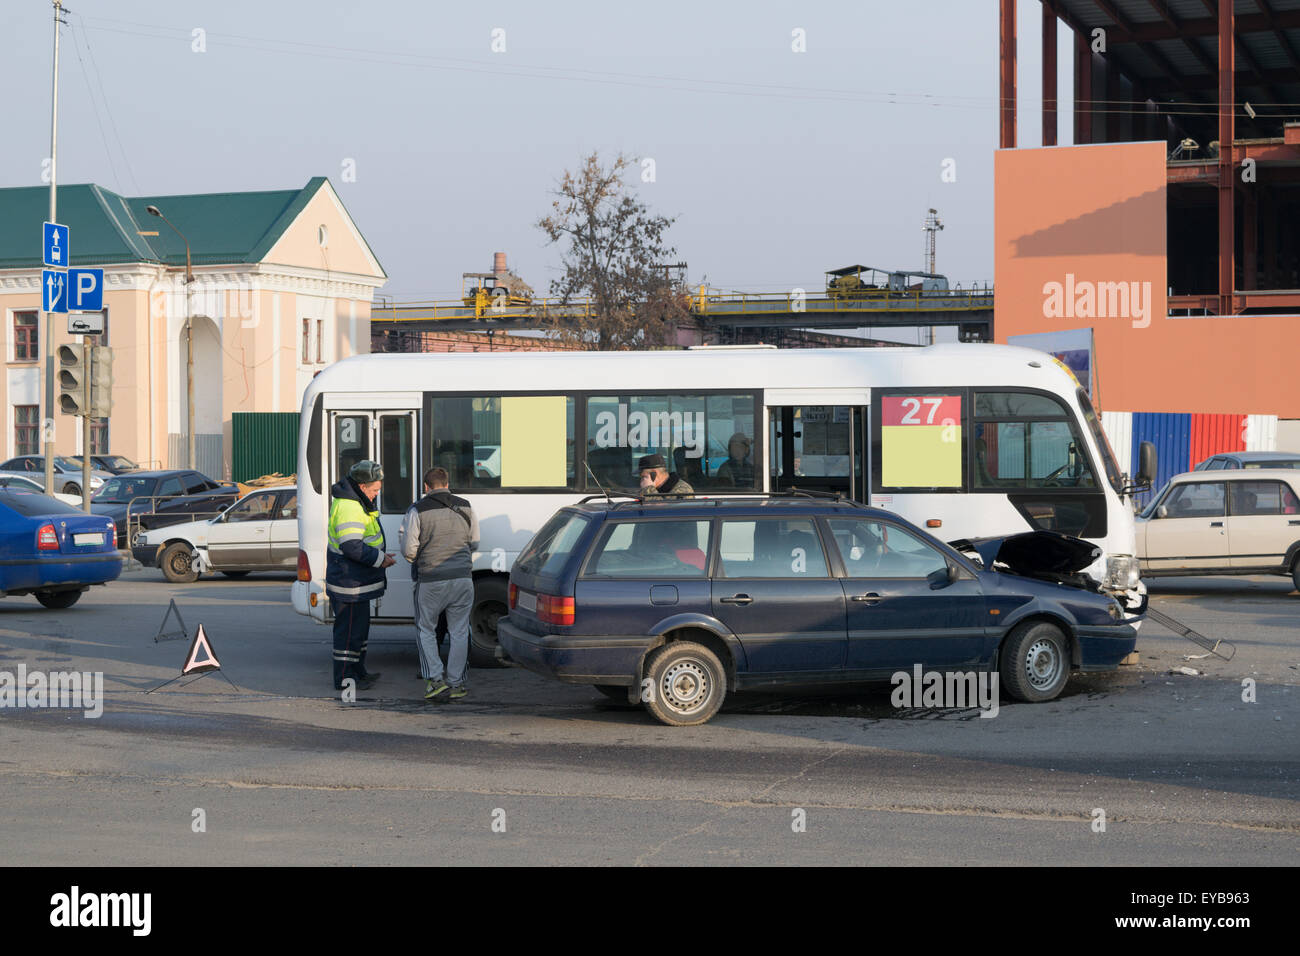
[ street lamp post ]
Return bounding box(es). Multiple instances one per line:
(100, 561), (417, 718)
(146, 205), (195, 470)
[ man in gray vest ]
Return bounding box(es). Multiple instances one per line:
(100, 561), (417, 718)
(400, 467), (480, 700)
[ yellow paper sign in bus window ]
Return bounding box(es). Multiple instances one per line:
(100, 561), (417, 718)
(880, 395), (962, 488)
(501, 396), (567, 487)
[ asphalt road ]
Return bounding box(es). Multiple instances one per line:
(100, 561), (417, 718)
(1, 569), (1296, 865)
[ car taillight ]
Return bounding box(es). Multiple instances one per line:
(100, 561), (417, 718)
(537, 593), (575, 626)
(37, 524), (59, 550)
(509, 582), (517, 609)
(297, 550), (311, 582)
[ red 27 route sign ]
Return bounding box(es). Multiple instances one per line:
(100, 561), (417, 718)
(880, 395), (962, 487)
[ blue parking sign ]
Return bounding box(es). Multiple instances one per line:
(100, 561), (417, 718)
(68, 268), (104, 312)
(43, 270), (68, 313)
(43, 222), (69, 268)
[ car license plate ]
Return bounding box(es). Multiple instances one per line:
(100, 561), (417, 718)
(73, 532), (103, 547)
(516, 590), (536, 612)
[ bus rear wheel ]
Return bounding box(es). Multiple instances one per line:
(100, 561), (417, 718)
(468, 576), (509, 668)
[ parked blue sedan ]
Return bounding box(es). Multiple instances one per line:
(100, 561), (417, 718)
(0, 490), (121, 608)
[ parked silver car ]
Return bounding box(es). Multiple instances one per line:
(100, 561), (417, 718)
(135, 487), (298, 583)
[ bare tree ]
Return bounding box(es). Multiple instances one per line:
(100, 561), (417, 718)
(537, 152), (691, 350)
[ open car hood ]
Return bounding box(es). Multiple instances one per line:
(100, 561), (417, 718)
(949, 530), (1101, 578)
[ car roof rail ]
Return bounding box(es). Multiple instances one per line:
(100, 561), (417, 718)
(577, 492), (642, 504)
(589, 490), (872, 511)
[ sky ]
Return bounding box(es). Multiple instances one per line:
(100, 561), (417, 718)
(3, 0), (1072, 324)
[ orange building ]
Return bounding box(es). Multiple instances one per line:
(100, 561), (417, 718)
(995, 1), (1300, 446)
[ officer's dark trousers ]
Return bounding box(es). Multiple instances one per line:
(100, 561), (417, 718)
(331, 598), (370, 688)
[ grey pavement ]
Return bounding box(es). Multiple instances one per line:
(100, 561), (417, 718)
(0, 568), (1296, 865)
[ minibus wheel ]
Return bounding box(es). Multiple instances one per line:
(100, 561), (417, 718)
(469, 576), (509, 668)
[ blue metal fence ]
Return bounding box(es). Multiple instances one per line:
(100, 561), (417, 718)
(1130, 412), (1191, 508)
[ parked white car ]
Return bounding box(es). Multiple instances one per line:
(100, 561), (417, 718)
(135, 487), (299, 583)
(1136, 469), (1300, 589)
(474, 444), (502, 478)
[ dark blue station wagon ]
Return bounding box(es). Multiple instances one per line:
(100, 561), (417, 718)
(498, 496), (1140, 726)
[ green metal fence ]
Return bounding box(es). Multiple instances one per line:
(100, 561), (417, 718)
(231, 412), (299, 483)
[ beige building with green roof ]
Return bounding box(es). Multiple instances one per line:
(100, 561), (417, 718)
(0, 177), (386, 478)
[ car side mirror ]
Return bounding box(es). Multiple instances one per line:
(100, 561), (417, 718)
(1156, 505), (1168, 519)
(1136, 441), (1156, 488)
(927, 566), (952, 590)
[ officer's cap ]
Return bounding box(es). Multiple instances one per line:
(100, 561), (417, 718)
(349, 460), (384, 482)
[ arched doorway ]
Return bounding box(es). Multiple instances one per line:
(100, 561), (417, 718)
(177, 314), (223, 478)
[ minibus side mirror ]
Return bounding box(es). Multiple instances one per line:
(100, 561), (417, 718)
(1136, 441), (1156, 488)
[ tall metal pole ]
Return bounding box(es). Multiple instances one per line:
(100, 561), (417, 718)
(82, 342), (91, 511)
(44, 0), (64, 497)
(185, 245), (195, 470)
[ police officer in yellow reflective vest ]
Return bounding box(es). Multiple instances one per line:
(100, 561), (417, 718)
(326, 460), (395, 690)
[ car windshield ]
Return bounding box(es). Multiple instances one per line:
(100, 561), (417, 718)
(53, 456), (83, 471)
(1245, 460), (1300, 469)
(94, 476), (159, 503)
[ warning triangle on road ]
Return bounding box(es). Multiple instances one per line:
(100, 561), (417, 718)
(154, 598), (189, 643)
(182, 624), (221, 675)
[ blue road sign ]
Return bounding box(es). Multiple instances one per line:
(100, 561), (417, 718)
(43, 270), (68, 313)
(43, 222), (69, 268)
(68, 268), (104, 312)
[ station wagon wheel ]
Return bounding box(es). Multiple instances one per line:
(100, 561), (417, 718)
(160, 541), (201, 584)
(999, 620), (1070, 703)
(643, 641), (726, 726)
(1292, 557), (1300, 594)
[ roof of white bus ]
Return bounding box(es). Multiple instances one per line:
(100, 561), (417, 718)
(305, 343), (1081, 400)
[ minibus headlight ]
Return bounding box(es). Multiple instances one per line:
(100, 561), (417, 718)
(1104, 555), (1140, 590)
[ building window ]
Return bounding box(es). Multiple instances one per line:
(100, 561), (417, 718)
(15, 405), (39, 455)
(90, 417), (109, 454)
(302, 318), (310, 363)
(13, 311), (38, 362)
(316, 319), (324, 363)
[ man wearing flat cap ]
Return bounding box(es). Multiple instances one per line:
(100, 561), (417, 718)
(326, 459), (395, 691)
(638, 453), (695, 496)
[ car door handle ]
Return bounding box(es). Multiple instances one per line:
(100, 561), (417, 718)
(1210, 521), (1223, 527)
(1290, 520), (1300, 526)
(851, 592), (883, 605)
(720, 594), (753, 606)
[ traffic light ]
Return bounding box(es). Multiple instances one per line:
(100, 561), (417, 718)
(57, 344), (89, 416)
(89, 346), (114, 418)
